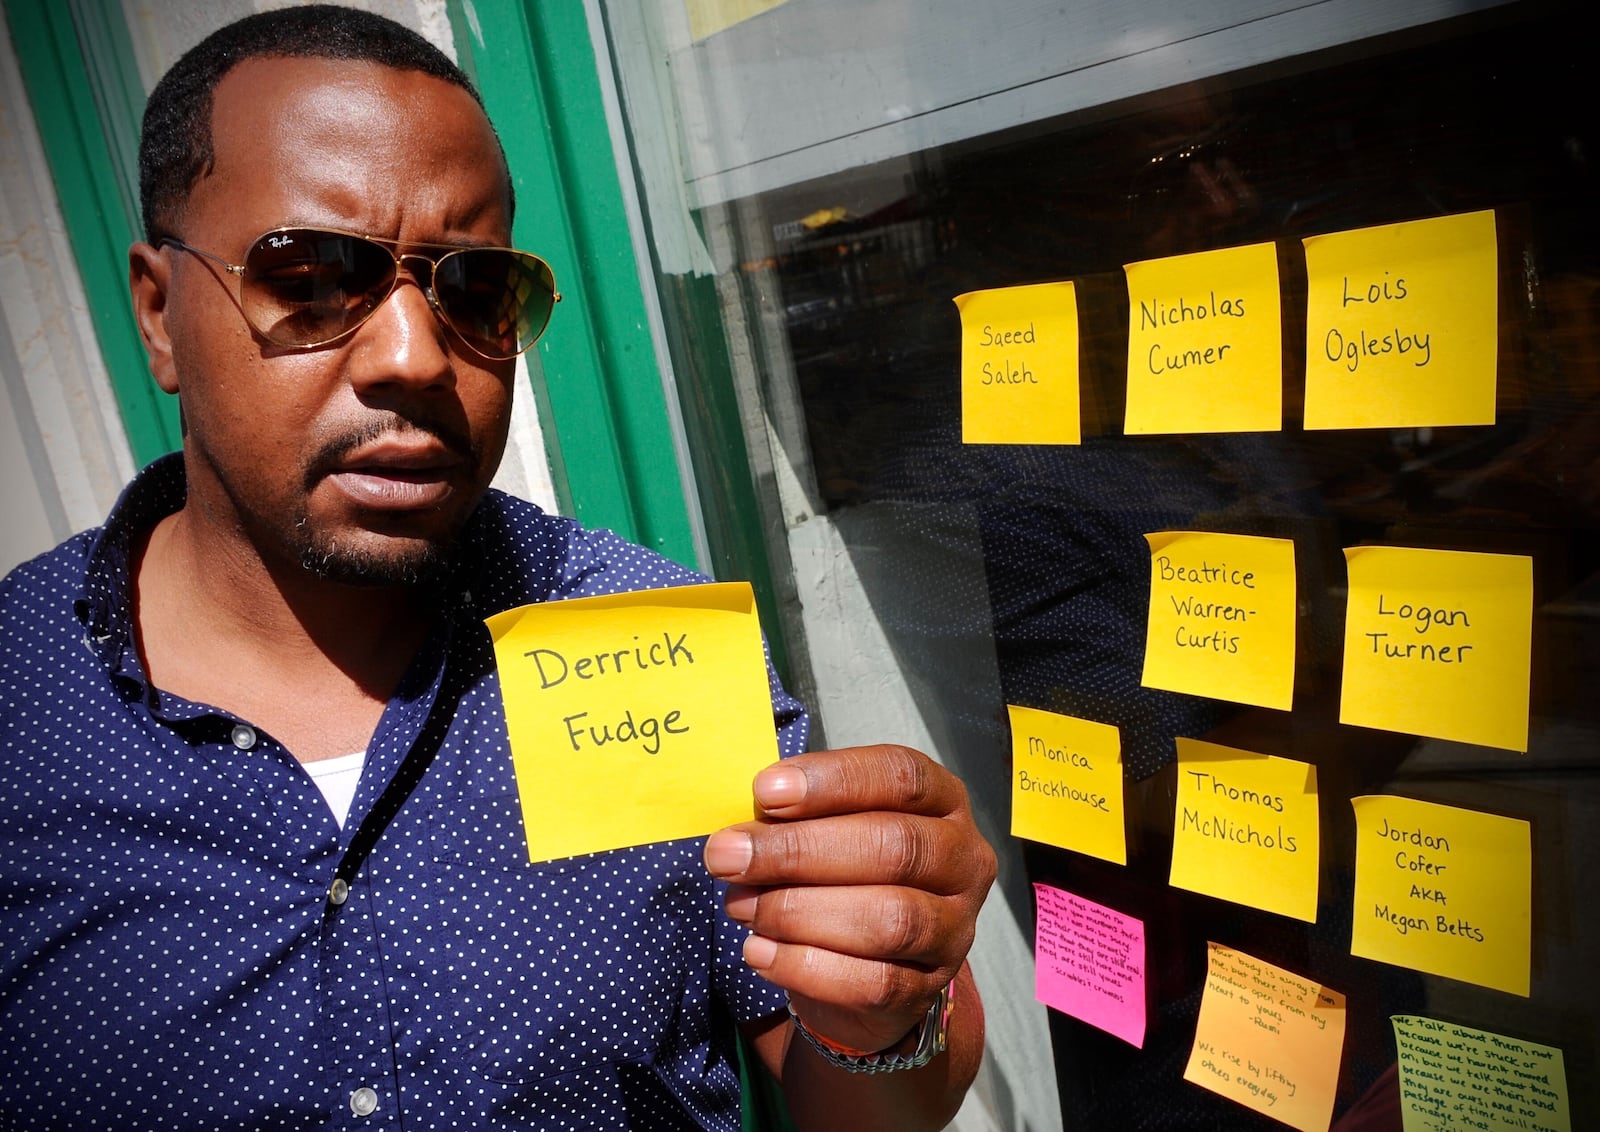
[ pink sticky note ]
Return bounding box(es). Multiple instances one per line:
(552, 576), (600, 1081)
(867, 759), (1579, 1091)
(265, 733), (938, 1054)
(1033, 883), (1146, 1047)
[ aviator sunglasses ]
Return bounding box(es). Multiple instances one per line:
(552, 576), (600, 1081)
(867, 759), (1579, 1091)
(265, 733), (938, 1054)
(160, 226), (560, 361)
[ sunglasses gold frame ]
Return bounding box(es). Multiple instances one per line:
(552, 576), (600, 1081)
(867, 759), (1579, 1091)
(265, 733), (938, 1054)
(160, 226), (561, 361)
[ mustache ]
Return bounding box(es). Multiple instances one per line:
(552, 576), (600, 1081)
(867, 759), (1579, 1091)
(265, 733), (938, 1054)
(302, 413), (479, 488)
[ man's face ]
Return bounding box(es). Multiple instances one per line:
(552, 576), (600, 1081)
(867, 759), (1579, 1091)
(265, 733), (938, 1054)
(143, 55), (518, 586)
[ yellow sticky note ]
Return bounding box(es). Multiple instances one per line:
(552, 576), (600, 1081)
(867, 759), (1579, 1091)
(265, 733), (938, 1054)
(1351, 796), (1531, 996)
(1304, 210), (1497, 429)
(486, 582), (777, 862)
(686, 0), (788, 40)
(1392, 1016), (1571, 1132)
(1008, 706), (1126, 865)
(1124, 243), (1282, 434)
(956, 282), (1081, 444)
(1142, 532), (1297, 710)
(1170, 738), (1319, 922)
(1184, 943), (1346, 1132)
(1340, 546), (1532, 751)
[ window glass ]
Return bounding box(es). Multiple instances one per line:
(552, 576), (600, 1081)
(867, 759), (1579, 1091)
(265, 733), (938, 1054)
(600, 2), (1598, 1128)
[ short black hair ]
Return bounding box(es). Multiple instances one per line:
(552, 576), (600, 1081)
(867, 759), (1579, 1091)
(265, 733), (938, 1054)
(138, 3), (510, 242)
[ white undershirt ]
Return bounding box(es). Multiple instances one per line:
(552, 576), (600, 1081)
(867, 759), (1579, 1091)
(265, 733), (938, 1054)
(305, 751), (366, 829)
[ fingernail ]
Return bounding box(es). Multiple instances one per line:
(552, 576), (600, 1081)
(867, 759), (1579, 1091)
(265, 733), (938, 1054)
(743, 933), (778, 969)
(704, 830), (753, 877)
(724, 885), (759, 925)
(754, 765), (806, 810)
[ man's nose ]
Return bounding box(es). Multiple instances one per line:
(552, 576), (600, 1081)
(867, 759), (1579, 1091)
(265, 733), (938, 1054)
(347, 273), (455, 393)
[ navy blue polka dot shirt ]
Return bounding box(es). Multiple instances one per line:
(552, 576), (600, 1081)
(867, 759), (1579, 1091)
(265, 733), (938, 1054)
(0, 455), (806, 1130)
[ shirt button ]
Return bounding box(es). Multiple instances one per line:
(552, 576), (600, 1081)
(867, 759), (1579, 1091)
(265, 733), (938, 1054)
(230, 724), (257, 750)
(329, 878), (350, 906)
(350, 1087), (378, 1116)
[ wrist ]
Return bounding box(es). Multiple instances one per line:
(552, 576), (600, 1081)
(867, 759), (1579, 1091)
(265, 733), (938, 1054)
(787, 980), (954, 1074)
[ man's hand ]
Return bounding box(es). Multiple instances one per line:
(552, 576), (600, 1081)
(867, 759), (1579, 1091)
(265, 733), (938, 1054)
(704, 744), (997, 1055)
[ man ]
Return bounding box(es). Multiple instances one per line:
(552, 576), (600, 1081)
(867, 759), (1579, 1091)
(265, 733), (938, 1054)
(0, 6), (995, 1130)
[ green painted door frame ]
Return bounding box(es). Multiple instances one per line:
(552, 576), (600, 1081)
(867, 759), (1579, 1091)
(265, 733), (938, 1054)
(447, 0), (699, 568)
(449, 26), (795, 1126)
(451, 0), (796, 683)
(2, 0), (181, 466)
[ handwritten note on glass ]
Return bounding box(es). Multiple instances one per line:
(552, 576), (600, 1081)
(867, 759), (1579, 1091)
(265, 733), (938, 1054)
(1124, 242), (1283, 434)
(1351, 796), (1531, 996)
(1008, 705), (1126, 864)
(1169, 738), (1320, 923)
(1183, 943), (1346, 1132)
(1340, 546), (1533, 751)
(1143, 532), (1297, 710)
(1392, 1016), (1571, 1132)
(487, 582), (777, 862)
(1033, 884), (1146, 1047)
(955, 282), (1082, 444)
(1303, 210), (1497, 429)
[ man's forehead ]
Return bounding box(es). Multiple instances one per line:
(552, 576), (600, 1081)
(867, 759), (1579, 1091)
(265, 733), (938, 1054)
(192, 55), (510, 238)
(206, 54), (487, 141)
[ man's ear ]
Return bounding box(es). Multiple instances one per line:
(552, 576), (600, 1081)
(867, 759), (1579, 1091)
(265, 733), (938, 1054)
(129, 241), (179, 395)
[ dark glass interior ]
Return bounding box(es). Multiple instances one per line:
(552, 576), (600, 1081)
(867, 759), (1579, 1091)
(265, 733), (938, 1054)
(730, 5), (1597, 1126)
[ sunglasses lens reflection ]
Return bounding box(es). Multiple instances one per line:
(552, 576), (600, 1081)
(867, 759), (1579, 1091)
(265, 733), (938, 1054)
(240, 230), (555, 358)
(434, 249), (557, 359)
(245, 230), (396, 347)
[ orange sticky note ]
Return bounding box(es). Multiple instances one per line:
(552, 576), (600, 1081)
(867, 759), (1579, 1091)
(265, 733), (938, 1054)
(1184, 943), (1347, 1132)
(1170, 738), (1320, 923)
(956, 282), (1081, 444)
(1351, 796), (1531, 996)
(486, 582), (777, 861)
(1124, 242), (1283, 434)
(1340, 546), (1533, 751)
(1303, 210), (1497, 429)
(1008, 706), (1126, 865)
(1143, 532), (1298, 710)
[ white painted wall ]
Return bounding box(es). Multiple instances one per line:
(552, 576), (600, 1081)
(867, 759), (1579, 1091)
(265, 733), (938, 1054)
(119, 0), (454, 104)
(0, 25), (135, 575)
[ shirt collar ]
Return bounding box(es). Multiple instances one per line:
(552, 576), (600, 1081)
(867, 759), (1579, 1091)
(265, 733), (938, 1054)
(74, 453), (187, 671)
(72, 453), (512, 678)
